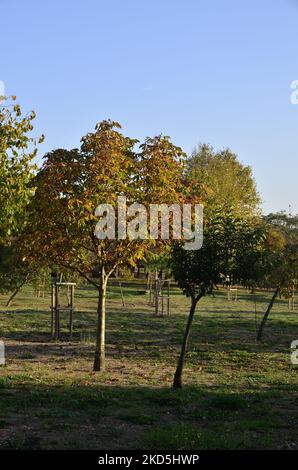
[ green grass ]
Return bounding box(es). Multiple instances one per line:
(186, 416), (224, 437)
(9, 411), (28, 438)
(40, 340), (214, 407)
(0, 283), (297, 449)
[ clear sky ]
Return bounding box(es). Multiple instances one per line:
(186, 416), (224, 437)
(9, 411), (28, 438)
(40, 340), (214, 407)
(1, 0), (298, 214)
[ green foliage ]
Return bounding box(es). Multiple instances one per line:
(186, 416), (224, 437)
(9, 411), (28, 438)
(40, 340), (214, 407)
(171, 211), (265, 299)
(0, 242), (50, 297)
(187, 144), (260, 216)
(144, 251), (171, 275)
(0, 96), (44, 241)
(0, 244), (27, 293)
(259, 213), (298, 293)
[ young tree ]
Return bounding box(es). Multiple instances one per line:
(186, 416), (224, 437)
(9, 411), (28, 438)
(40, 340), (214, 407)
(0, 242), (50, 306)
(23, 121), (188, 371)
(171, 211), (265, 389)
(256, 214), (298, 341)
(0, 244), (29, 305)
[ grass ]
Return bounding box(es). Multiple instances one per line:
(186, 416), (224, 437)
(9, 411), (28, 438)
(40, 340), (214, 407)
(0, 283), (297, 450)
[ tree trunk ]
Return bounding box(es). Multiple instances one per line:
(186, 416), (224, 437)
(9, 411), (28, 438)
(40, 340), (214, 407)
(67, 285), (71, 307)
(257, 288), (280, 341)
(119, 281), (125, 307)
(173, 295), (199, 389)
(93, 272), (107, 371)
(6, 276), (28, 307)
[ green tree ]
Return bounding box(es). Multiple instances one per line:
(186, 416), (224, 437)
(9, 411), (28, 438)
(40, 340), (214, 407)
(0, 242), (50, 306)
(0, 96), (44, 241)
(256, 213), (298, 341)
(171, 211), (265, 389)
(187, 144), (260, 216)
(0, 244), (30, 305)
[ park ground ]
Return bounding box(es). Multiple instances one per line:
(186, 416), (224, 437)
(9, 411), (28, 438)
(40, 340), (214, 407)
(0, 282), (297, 450)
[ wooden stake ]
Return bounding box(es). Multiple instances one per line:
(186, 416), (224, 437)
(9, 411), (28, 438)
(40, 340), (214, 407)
(167, 280), (170, 316)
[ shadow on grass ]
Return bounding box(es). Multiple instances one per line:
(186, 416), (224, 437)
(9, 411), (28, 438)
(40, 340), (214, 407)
(0, 380), (296, 450)
(1, 304), (295, 361)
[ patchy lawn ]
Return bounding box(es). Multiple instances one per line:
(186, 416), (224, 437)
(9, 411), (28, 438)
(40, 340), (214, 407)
(0, 283), (297, 449)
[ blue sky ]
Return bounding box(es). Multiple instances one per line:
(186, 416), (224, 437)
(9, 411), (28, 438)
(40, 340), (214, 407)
(1, 0), (298, 214)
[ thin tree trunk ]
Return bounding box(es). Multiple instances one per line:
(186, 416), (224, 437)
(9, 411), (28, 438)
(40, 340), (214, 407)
(119, 281), (125, 307)
(146, 272), (150, 292)
(173, 295), (200, 389)
(93, 271), (107, 371)
(67, 285), (71, 307)
(6, 276), (28, 307)
(257, 288), (280, 341)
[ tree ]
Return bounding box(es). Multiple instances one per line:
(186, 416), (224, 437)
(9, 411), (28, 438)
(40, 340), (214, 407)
(0, 239), (52, 307)
(0, 243), (29, 305)
(256, 213), (298, 341)
(187, 144), (260, 216)
(0, 96), (44, 242)
(0, 95), (44, 301)
(171, 211), (265, 389)
(22, 121), (188, 371)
